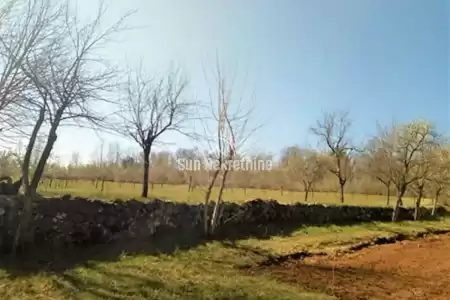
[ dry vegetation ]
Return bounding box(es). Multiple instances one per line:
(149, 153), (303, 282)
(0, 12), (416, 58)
(0, 1), (450, 299)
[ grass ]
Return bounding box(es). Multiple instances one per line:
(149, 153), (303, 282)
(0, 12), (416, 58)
(239, 218), (450, 256)
(0, 243), (333, 300)
(38, 179), (432, 207)
(0, 180), (445, 299)
(2, 218), (450, 300)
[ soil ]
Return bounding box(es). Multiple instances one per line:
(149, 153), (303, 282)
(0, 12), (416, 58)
(248, 234), (450, 300)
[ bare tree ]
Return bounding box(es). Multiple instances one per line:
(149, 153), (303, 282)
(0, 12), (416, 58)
(379, 121), (440, 221)
(14, 0), (131, 196)
(115, 64), (195, 197)
(310, 111), (355, 203)
(202, 61), (255, 235)
(0, 0), (66, 252)
(5, 0), (132, 251)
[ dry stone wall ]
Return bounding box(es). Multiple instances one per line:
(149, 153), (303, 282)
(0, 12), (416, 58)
(0, 195), (445, 252)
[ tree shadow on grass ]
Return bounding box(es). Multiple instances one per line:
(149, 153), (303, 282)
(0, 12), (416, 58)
(0, 229), (207, 276)
(0, 221), (300, 273)
(0, 215), (445, 278)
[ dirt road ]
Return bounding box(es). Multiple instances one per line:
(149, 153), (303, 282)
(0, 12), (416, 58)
(250, 234), (450, 300)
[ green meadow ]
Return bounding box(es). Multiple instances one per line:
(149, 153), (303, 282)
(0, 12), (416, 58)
(38, 179), (432, 207)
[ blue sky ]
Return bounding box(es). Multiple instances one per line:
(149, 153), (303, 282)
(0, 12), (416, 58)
(50, 0), (449, 164)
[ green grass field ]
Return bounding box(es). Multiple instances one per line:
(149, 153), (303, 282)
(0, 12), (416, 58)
(0, 179), (444, 299)
(38, 179), (432, 207)
(2, 218), (450, 300)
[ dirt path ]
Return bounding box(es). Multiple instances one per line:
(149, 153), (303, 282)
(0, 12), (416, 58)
(249, 234), (450, 300)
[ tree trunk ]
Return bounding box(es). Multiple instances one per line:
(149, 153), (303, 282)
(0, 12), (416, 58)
(302, 180), (310, 202)
(141, 146), (150, 198)
(29, 128), (58, 193)
(13, 108), (45, 254)
(432, 189), (441, 216)
(386, 184), (391, 206)
(188, 175), (192, 192)
(414, 185), (424, 221)
(204, 169), (221, 235)
(414, 197), (422, 221)
(22, 107), (45, 195)
(29, 106), (65, 193)
(432, 198), (437, 216)
(211, 170), (229, 234)
(304, 189), (310, 202)
(339, 180), (345, 203)
(392, 186), (406, 222)
(392, 196), (402, 222)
